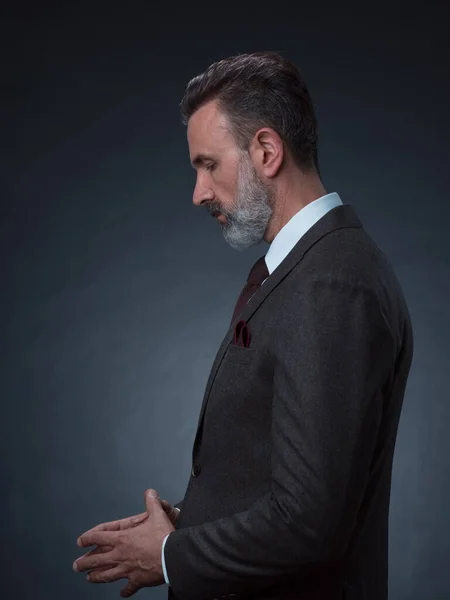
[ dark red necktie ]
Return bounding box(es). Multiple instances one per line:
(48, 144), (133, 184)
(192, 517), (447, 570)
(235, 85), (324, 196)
(230, 255), (269, 325)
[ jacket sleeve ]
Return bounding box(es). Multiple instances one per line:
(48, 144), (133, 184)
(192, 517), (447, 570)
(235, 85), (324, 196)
(164, 277), (396, 600)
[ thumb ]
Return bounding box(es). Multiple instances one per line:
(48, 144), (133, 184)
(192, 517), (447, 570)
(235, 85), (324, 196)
(144, 488), (162, 514)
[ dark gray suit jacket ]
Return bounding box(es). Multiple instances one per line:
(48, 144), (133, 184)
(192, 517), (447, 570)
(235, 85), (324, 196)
(165, 203), (414, 600)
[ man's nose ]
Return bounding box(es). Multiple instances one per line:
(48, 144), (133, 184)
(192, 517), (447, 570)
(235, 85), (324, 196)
(192, 183), (214, 207)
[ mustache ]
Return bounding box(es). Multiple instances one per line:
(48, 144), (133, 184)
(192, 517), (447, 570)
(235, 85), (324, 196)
(208, 202), (227, 217)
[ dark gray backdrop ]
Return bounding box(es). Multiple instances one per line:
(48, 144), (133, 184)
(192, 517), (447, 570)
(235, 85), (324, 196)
(2, 3), (449, 599)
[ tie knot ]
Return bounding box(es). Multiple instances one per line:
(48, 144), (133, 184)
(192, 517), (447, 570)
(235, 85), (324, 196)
(247, 256), (269, 285)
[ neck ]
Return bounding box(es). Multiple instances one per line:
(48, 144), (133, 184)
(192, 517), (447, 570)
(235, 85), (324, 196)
(264, 168), (327, 243)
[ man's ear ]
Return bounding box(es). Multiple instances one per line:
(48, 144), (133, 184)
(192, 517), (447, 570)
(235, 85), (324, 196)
(250, 127), (284, 179)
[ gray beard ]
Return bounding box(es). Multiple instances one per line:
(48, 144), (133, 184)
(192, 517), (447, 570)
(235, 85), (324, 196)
(214, 157), (274, 251)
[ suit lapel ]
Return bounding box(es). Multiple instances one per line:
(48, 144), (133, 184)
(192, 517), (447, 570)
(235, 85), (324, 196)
(192, 203), (362, 453)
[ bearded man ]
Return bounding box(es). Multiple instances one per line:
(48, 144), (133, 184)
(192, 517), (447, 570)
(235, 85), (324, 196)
(74, 51), (414, 600)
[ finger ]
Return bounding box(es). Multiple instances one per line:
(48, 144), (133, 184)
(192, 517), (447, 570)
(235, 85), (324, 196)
(120, 579), (140, 598)
(77, 530), (116, 548)
(82, 512), (148, 534)
(82, 545), (114, 565)
(160, 500), (172, 514)
(73, 547), (117, 573)
(130, 512), (149, 527)
(87, 565), (126, 583)
(144, 489), (162, 516)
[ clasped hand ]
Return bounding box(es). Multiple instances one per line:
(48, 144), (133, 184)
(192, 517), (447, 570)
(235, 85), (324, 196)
(73, 489), (175, 598)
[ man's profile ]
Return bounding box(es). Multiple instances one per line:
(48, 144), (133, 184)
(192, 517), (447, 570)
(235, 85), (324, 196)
(74, 51), (414, 600)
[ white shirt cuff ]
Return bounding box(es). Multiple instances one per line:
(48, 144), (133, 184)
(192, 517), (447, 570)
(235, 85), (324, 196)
(161, 533), (171, 585)
(161, 507), (181, 585)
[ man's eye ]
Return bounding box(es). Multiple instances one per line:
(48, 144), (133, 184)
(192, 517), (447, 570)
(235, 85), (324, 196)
(206, 163), (216, 172)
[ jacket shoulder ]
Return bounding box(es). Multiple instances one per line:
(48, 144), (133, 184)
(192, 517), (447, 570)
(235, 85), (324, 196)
(295, 225), (397, 293)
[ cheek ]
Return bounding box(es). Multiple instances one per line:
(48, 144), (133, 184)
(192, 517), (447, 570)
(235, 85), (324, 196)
(217, 175), (237, 203)
(214, 162), (239, 207)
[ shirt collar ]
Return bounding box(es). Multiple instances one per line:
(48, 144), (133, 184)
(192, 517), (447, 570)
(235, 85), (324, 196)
(264, 192), (343, 276)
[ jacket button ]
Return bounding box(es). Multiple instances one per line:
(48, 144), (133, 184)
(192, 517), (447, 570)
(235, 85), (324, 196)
(191, 463), (201, 477)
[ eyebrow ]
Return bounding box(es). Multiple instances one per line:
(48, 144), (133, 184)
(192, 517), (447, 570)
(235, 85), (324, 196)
(190, 153), (216, 168)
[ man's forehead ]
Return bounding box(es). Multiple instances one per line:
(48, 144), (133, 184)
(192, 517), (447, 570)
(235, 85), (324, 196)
(188, 99), (225, 131)
(187, 101), (232, 154)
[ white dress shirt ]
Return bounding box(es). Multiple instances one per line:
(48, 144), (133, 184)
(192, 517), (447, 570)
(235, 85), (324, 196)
(160, 191), (343, 586)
